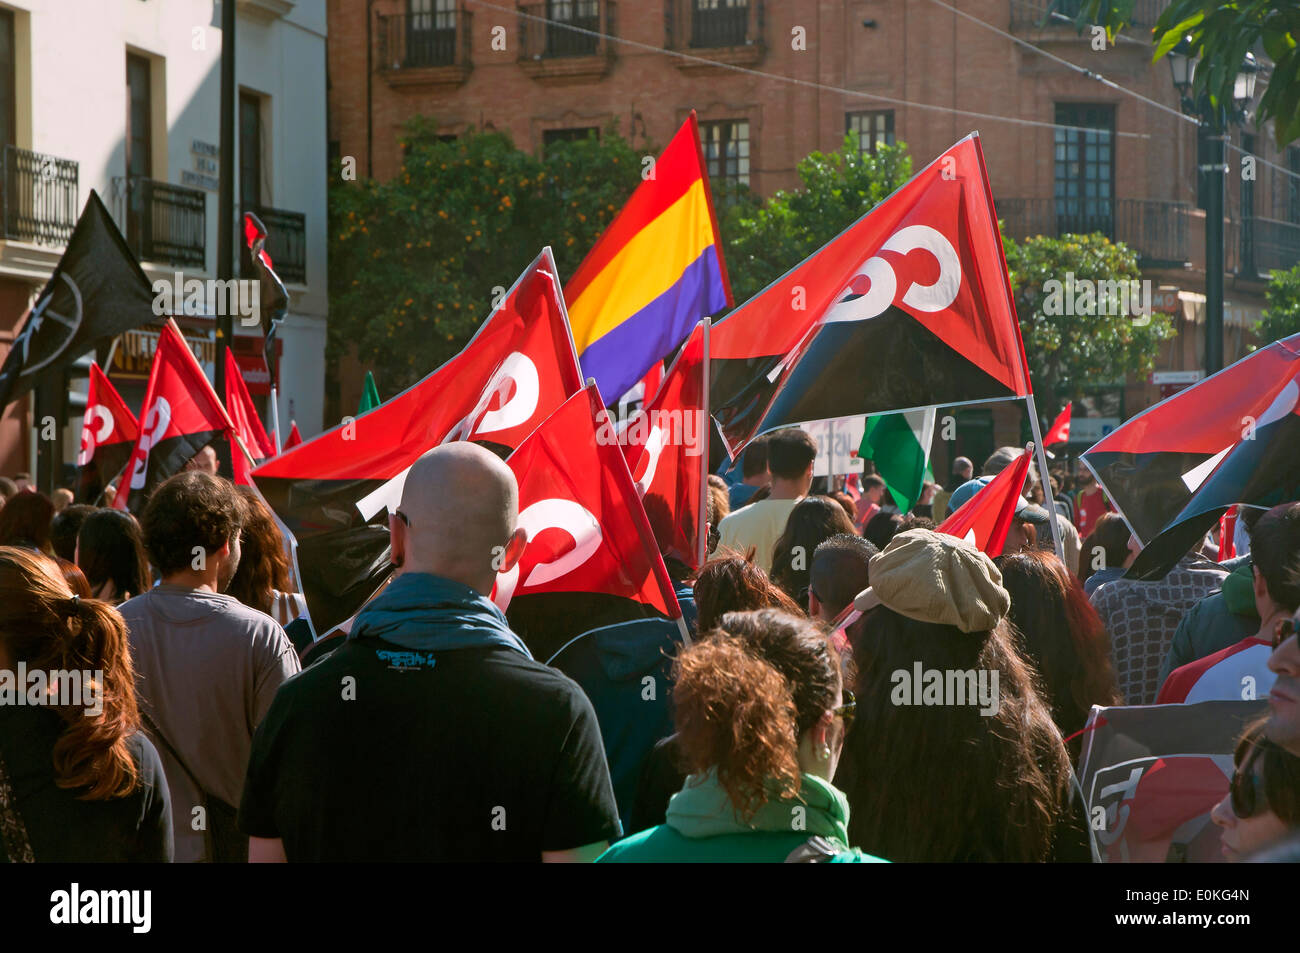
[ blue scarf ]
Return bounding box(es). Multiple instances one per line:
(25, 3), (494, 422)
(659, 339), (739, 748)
(348, 573), (533, 659)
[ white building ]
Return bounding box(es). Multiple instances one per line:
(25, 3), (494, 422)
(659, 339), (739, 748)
(0, 0), (327, 479)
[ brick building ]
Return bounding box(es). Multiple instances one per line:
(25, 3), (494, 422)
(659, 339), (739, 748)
(327, 0), (1299, 475)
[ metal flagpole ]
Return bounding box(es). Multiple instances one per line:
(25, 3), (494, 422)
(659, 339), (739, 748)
(269, 384), (282, 454)
(1025, 394), (1065, 563)
(697, 317), (710, 570)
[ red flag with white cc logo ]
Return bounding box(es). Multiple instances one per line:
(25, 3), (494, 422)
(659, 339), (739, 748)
(76, 361), (139, 504)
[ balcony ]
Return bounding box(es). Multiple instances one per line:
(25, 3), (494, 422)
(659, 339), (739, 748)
(1237, 216), (1300, 279)
(376, 10), (473, 89)
(517, 2), (616, 85)
(1009, 0), (1169, 33)
(666, 0), (764, 72)
(245, 205), (306, 285)
(111, 176), (206, 269)
(998, 197), (1191, 267)
(0, 145), (79, 247)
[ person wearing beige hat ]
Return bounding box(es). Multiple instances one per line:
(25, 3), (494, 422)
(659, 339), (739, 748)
(833, 528), (1092, 863)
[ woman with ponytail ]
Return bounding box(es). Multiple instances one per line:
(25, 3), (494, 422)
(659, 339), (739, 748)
(600, 609), (884, 862)
(0, 546), (172, 861)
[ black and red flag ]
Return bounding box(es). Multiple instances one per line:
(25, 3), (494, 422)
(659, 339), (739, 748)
(619, 319), (710, 570)
(1124, 347), (1300, 580)
(253, 248), (584, 634)
(224, 348), (276, 486)
(76, 362), (139, 504)
(114, 320), (241, 512)
(710, 134), (1031, 455)
(242, 211), (290, 349)
(493, 383), (683, 659)
(936, 445), (1033, 558)
(1083, 332), (1300, 550)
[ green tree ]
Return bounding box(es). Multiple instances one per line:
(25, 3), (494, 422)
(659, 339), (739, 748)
(1002, 231), (1176, 414)
(723, 138), (914, 302)
(328, 118), (644, 390)
(1254, 262), (1300, 342)
(1084, 1), (1299, 147)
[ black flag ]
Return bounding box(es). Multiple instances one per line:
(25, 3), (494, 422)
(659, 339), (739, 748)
(0, 190), (154, 409)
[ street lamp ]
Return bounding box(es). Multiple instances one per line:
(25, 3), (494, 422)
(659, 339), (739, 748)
(1169, 41), (1260, 375)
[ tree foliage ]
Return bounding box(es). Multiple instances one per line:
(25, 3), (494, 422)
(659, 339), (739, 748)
(1002, 231), (1176, 414)
(328, 118), (645, 390)
(1255, 262), (1300, 343)
(1084, 0), (1300, 147)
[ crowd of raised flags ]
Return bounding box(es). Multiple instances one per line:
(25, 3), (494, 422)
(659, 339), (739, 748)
(0, 112), (1298, 866)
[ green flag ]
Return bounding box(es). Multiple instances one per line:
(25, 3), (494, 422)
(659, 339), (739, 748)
(859, 408), (936, 512)
(359, 370), (381, 415)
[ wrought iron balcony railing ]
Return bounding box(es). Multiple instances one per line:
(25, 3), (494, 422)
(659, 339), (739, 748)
(0, 145), (79, 246)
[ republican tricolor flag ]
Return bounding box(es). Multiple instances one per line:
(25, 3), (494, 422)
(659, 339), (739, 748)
(565, 112), (731, 404)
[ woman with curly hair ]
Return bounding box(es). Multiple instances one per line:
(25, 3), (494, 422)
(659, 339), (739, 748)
(996, 548), (1124, 751)
(0, 547), (171, 861)
(836, 528), (1088, 862)
(601, 609), (883, 862)
(769, 496), (857, 605)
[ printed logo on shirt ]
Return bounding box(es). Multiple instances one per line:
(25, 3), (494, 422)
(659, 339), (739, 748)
(376, 650), (438, 671)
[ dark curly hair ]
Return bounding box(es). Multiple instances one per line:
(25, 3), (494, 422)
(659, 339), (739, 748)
(693, 555), (804, 632)
(140, 472), (245, 577)
(673, 609), (843, 821)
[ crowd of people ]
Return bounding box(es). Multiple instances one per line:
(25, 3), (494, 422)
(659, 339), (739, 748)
(0, 429), (1297, 864)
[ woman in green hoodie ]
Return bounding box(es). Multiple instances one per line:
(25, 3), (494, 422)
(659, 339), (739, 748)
(598, 609), (885, 863)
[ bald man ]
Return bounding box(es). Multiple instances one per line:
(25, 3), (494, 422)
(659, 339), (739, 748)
(238, 443), (622, 862)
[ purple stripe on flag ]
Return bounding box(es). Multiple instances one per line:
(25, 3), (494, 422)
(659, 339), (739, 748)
(579, 247), (727, 403)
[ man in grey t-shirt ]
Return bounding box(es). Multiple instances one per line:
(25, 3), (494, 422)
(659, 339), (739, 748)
(119, 471), (299, 862)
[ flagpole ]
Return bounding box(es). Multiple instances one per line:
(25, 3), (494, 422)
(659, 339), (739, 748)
(697, 317), (710, 571)
(1025, 395), (1065, 563)
(269, 384), (282, 455)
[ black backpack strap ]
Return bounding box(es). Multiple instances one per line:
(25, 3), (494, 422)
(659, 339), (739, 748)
(0, 748), (35, 863)
(784, 836), (840, 863)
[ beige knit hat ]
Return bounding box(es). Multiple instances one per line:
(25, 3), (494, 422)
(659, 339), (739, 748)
(852, 528), (1011, 633)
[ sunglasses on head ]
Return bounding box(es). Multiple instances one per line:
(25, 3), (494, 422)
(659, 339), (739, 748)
(1230, 743), (1270, 820)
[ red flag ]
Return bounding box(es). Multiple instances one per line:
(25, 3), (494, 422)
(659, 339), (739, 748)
(76, 362), (139, 504)
(620, 320), (709, 570)
(115, 320), (238, 511)
(1218, 507), (1238, 561)
(1044, 401), (1072, 446)
(493, 384), (682, 628)
(283, 421), (302, 450)
(225, 348), (276, 486)
(253, 248), (583, 634)
(711, 134), (1031, 454)
(936, 446), (1032, 557)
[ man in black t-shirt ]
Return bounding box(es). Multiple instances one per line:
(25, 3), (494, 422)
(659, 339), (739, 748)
(239, 443), (621, 861)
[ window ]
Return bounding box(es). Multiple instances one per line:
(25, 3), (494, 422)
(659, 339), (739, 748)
(1054, 103), (1114, 236)
(847, 110), (894, 156)
(239, 92), (263, 212)
(692, 0), (748, 48)
(0, 9), (13, 151)
(700, 119), (749, 193)
(406, 0), (457, 67)
(125, 53), (153, 249)
(543, 127), (598, 145)
(545, 0), (599, 57)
